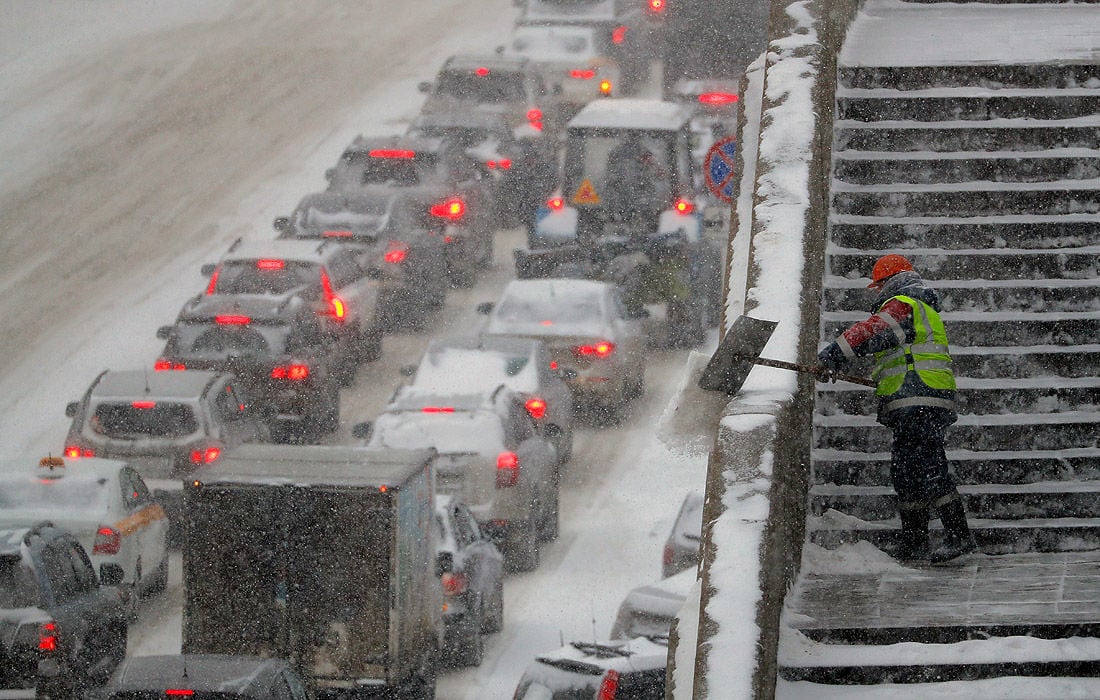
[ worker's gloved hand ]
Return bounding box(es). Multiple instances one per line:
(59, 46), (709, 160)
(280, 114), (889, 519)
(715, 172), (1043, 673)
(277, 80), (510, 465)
(816, 342), (847, 382)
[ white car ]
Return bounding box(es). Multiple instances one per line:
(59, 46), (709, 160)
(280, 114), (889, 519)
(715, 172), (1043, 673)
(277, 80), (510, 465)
(0, 457), (170, 607)
(480, 279), (646, 413)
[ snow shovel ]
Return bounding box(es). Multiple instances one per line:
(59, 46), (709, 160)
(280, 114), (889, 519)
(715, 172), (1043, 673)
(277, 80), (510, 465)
(698, 315), (877, 395)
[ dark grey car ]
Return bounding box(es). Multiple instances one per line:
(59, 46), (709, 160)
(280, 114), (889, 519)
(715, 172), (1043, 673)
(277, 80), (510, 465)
(100, 654), (310, 699)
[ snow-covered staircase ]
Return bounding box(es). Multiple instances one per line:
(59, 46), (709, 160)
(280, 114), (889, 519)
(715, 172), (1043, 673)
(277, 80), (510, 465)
(778, 0), (1100, 695)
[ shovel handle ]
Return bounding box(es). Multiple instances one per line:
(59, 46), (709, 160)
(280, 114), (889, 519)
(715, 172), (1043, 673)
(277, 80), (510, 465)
(737, 355), (877, 388)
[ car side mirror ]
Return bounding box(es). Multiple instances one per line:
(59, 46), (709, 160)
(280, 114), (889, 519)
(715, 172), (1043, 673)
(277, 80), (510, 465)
(628, 307), (651, 319)
(436, 551), (454, 577)
(99, 563), (124, 587)
(324, 168), (335, 181)
(495, 45), (505, 55)
(200, 263), (217, 277)
(65, 402), (79, 418)
(156, 326), (173, 340)
(553, 84), (563, 96)
(351, 421), (373, 440)
(399, 364), (417, 378)
(418, 80), (433, 94)
(273, 216), (289, 232)
(366, 267), (384, 280)
(558, 368), (578, 380)
(476, 302), (494, 315)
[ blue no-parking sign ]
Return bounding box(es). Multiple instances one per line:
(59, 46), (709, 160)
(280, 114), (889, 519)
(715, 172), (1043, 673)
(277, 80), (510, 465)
(704, 136), (738, 203)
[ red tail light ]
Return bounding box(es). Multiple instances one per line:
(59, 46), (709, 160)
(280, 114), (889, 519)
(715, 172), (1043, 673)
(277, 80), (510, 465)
(384, 241), (409, 264)
(486, 159), (512, 170)
(319, 269), (347, 321)
(475, 67), (490, 77)
(699, 92), (738, 105)
(430, 197), (466, 222)
(368, 149), (415, 159)
(256, 258), (285, 270)
(271, 364), (310, 380)
(546, 197), (565, 211)
(165, 692), (195, 697)
(64, 446), (94, 459)
(527, 108), (544, 132)
(663, 544), (674, 565)
(496, 451), (519, 488)
(323, 230), (353, 238)
(597, 669), (621, 700)
(570, 69), (595, 80)
(574, 341), (615, 358)
(441, 571), (469, 596)
(215, 315), (250, 325)
(93, 527), (121, 555)
(38, 622), (58, 653)
(421, 406), (455, 414)
(611, 25), (628, 44)
(549, 361), (559, 370)
(154, 359), (186, 371)
(205, 266), (221, 295)
(600, 80), (612, 96)
(674, 198), (695, 214)
(131, 401), (156, 409)
(525, 398), (547, 420)
(190, 447), (222, 465)
(647, 0), (666, 13)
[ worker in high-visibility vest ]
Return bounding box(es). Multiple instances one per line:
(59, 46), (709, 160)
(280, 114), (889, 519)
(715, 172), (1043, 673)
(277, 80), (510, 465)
(816, 254), (977, 564)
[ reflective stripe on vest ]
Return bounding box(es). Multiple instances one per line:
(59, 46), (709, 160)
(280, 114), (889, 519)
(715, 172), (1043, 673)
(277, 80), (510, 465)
(871, 295), (956, 397)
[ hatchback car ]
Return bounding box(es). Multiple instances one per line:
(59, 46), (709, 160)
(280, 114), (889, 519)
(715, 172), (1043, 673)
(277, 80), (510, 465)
(609, 568), (695, 641)
(275, 188), (449, 326)
(101, 654), (310, 699)
(662, 490), (704, 578)
(155, 294), (341, 443)
(480, 279), (646, 414)
(436, 494), (504, 668)
(513, 636), (668, 700)
(360, 386), (558, 572)
(0, 457), (169, 608)
(0, 521), (128, 699)
(404, 335), (574, 463)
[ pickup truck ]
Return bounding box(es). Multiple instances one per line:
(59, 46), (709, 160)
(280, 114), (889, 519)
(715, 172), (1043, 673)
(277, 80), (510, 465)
(181, 445), (441, 698)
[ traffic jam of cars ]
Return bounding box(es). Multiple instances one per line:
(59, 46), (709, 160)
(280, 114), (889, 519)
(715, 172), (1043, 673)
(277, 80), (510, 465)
(1, 1), (737, 698)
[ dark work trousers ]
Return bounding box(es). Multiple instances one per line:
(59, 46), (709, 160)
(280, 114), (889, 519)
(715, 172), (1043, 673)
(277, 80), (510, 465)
(886, 406), (958, 508)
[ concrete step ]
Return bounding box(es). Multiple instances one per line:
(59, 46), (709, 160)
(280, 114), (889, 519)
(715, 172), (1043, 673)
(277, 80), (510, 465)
(827, 245), (1100, 282)
(839, 64), (1100, 92)
(823, 310), (1100, 347)
(829, 214), (1100, 250)
(833, 150), (1100, 185)
(776, 677), (1100, 699)
(836, 118), (1100, 153)
(831, 182), (1100, 218)
(817, 376), (1100, 416)
(814, 411), (1100, 453)
(950, 343), (1100, 379)
(810, 482), (1100, 520)
(812, 447), (1100, 487)
(837, 87), (1100, 123)
(807, 514), (1100, 554)
(823, 278), (1100, 314)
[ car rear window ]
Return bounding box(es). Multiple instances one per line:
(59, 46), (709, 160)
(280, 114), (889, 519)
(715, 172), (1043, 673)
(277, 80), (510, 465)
(212, 260), (319, 295)
(295, 197), (389, 235)
(495, 288), (604, 326)
(91, 402), (199, 439)
(436, 69), (526, 104)
(0, 557), (40, 608)
(371, 412), (505, 455)
(107, 693), (248, 699)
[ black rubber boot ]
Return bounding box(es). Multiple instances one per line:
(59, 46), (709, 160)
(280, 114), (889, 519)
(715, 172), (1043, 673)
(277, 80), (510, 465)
(931, 497), (977, 564)
(895, 506), (931, 561)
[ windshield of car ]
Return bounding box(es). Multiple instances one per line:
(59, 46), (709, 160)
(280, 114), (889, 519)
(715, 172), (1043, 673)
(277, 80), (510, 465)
(211, 260), (319, 296)
(0, 474), (113, 517)
(0, 556), (40, 609)
(565, 130), (675, 211)
(90, 402), (200, 439)
(436, 69), (526, 104)
(370, 411), (504, 455)
(510, 27), (594, 60)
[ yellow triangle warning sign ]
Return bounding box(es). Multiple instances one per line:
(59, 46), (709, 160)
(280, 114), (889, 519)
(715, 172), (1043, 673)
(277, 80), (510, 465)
(572, 178), (601, 205)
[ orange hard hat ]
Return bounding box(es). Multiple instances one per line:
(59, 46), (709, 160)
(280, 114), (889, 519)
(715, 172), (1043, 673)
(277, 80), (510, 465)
(867, 254), (914, 289)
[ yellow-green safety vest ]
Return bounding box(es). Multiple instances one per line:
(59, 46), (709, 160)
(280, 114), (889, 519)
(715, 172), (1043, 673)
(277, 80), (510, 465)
(871, 295), (956, 402)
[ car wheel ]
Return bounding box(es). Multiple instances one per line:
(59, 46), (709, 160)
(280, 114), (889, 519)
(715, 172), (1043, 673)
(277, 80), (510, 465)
(145, 557), (169, 597)
(483, 578), (504, 634)
(478, 230), (494, 269)
(312, 386), (340, 439)
(456, 597), (484, 667)
(540, 485), (560, 542)
(505, 517), (540, 573)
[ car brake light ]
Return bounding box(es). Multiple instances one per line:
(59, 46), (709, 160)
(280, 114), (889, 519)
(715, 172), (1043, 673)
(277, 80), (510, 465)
(385, 241), (409, 264)
(323, 230), (353, 238)
(597, 669), (621, 700)
(190, 447), (221, 465)
(215, 315), (250, 325)
(421, 406), (455, 413)
(674, 198), (694, 214)
(131, 401), (156, 409)
(441, 571), (469, 596)
(256, 258), (285, 270)
(486, 159), (512, 170)
(546, 197), (564, 211)
(475, 67), (490, 76)
(699, 92), (738, 106)
(93, 527), (121, 555)
(205, 266), (221, 295)
(570, 69), (595, 80)
(647, 0), (666, 13)
(38, 622), (58, 653)
(368, 149), (415, 159)
(549, 361), (558, 370)
(154, 359), (186, 371)
(319, 269), (347, 321)
(525, 398), (547, 420)
(496, 451), (520, 488)
(430, 197), (466, 222)
(63, 446), (94, 459)
(574, 341), (615, 358)
(527, 108), (542, 122)
(611, 25), (628, 44)
(271, 364), (310, 380)
(600, 80), (612, 95)
(165, 692), (195, 697)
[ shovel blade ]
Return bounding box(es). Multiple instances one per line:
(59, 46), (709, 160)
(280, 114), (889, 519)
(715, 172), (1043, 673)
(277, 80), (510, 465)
(698, 315), (778, 395)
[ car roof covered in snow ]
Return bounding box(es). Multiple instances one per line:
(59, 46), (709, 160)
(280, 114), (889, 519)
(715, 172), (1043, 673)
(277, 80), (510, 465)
(222, 238), (337, 264)
(444, 53), (533, 73)
(107, 654), (290, 694)
(199, 444), (435, 488)
(90, 369), (222, 401)
(568, 98), (691, 131)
